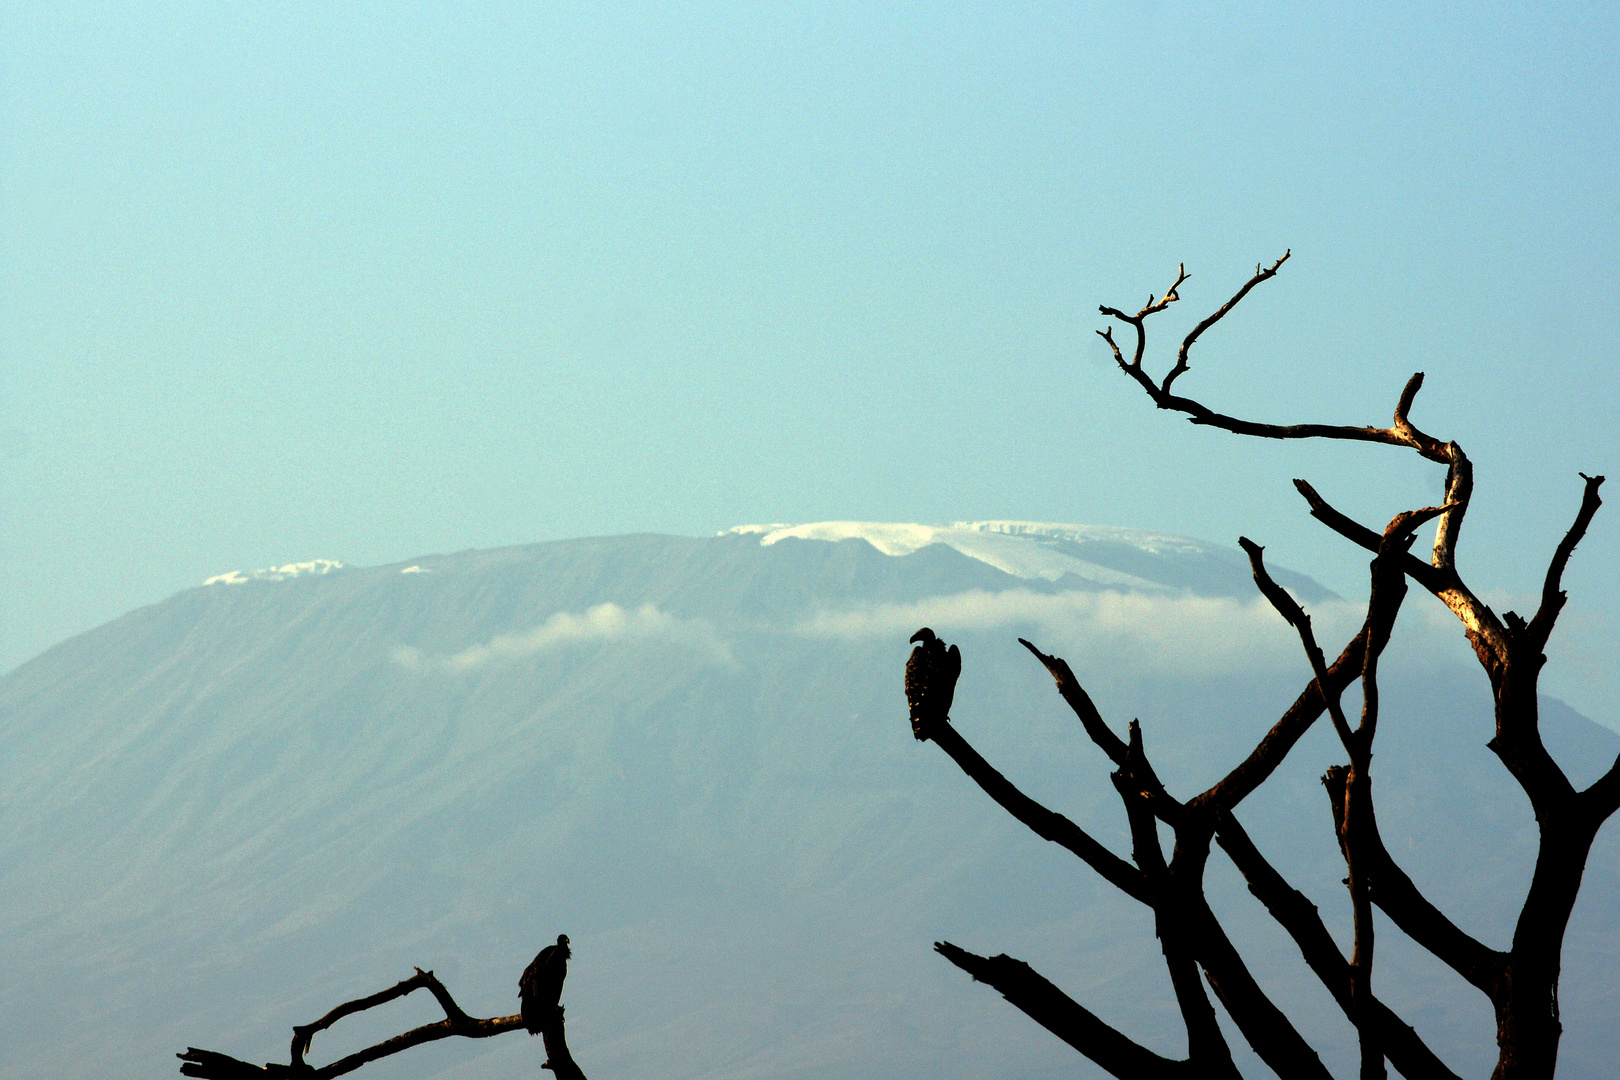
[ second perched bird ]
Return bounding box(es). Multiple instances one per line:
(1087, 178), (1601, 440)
(519, 934), (571, 1034)
(905, 627), (960, 740)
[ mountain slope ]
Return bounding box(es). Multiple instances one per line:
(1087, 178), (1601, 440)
(1, 524), (1615, 1079)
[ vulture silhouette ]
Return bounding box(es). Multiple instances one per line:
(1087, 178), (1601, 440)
(519, 934), (571, 1034)
(905, 627), (960, 739)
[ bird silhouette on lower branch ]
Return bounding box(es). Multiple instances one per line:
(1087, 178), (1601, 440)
(520, 934), (571, 1034)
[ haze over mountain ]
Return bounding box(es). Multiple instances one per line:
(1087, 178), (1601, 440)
(2, 523), (1615, 1080)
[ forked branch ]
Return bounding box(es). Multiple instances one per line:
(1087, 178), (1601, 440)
(1290, 478), (1508, 664)
(177, 966), (578, 1080)
(1163, 251), (1291, 395)
(1098, 257), (1464, 473)
(936, 637), (1343, 1079)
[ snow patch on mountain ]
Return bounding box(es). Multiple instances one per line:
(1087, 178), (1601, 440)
(728, 521), (1211, 590)
(203, 559), (344, 585)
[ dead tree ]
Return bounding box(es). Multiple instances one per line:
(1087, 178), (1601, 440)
(177, 960), (586, 1080)
(909, 254), (1611, 1080)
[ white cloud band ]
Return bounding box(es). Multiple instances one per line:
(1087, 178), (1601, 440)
(796, 588), (1465, 676)
(394, 602), (732, 671)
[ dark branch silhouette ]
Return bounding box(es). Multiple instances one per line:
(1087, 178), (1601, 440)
(934, 941), (1191, 1080)
(179, 945), (587, 1080)
(916, 256), (1610, 1080)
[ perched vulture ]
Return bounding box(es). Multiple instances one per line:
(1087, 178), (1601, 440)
(519, 934), (571, 1034)
(905, 627), (960, 739)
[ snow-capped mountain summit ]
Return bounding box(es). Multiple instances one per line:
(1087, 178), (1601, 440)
(727, 520), (1332, 599)
(202, 558), (345, 586)
(730, 520), (1213, 559)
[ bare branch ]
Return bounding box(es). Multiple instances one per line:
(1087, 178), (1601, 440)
(1109, 768), (1237, 1076)
(1191, 625), (1368, 814)
(1292, 480), (1448, 592)
(289, 970), (457, 1065)
(1214, 813), (1462, 1080)
(1181, 887), (1336, 1080)
(1019, 641), (1191, 830)
(181, 1016), (523, 1080)
(1111, 720), (1332, 1079)
(923, 717), (1151, 904)
(1180, 406), (1455, 452)
(946, 631), (1366, 1078)
(995, 658), (1326, 1077)
(1236, 512), (1434, 1080)
(179, 969), (537, 1080)
(1099, 264), (1191, 403)
(1019, 638), (1129, 765)
(1328, 763), (1384, 1080)
(1243, 503), (1431, 758)
(1585, 751), (1620, 819)
(176, 1049), (284, 1079)
(1389, 372), (1447, 450)
(305, 1014), (523, 1080)
(934, 941), (1191, 1080)
(1338, 514), (1434, 1080)
(1321, 772), (1508, 996)
(1291, 478), (1511, 668)
(1050, 512), (1459, 1078)
(1095, 259), (1456, 468)
(1293, 477), (1382, 550)
(1098, 263), (1189, 335)
(1162, 251), (1289, 395)
(1526, 473), (1605, 649)
(1237, 537), (1356, 752)
(1357, 507), (1442, 738)
(1431, 444), (1471, 572)
(539, 1006), (588, 1080)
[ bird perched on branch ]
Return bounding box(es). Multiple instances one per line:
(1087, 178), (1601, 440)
(519, 934), (570, 1034)
(905, 627), (960, 740)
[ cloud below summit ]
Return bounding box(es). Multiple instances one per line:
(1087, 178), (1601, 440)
(394, 602), (734, 671)
(795, 587), (1464, 677)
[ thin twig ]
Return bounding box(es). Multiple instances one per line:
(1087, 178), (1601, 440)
(1527, 473), (1605, 649)
(1162, 252), (1290, 395)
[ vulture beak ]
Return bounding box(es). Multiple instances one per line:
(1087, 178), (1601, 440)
(909, 627), (935, 644)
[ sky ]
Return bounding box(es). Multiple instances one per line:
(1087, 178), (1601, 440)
(3, 1), (1617, 726)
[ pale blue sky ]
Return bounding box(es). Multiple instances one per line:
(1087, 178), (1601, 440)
(4, 2), (1617, 724)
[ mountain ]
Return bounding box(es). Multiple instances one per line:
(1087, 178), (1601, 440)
(1, 522), (1616, 1080)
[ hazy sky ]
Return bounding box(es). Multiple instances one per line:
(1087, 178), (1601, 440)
(4, 2), (1617, 725)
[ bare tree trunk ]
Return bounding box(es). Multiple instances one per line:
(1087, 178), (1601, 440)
(915, 256), (1613, 1080)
